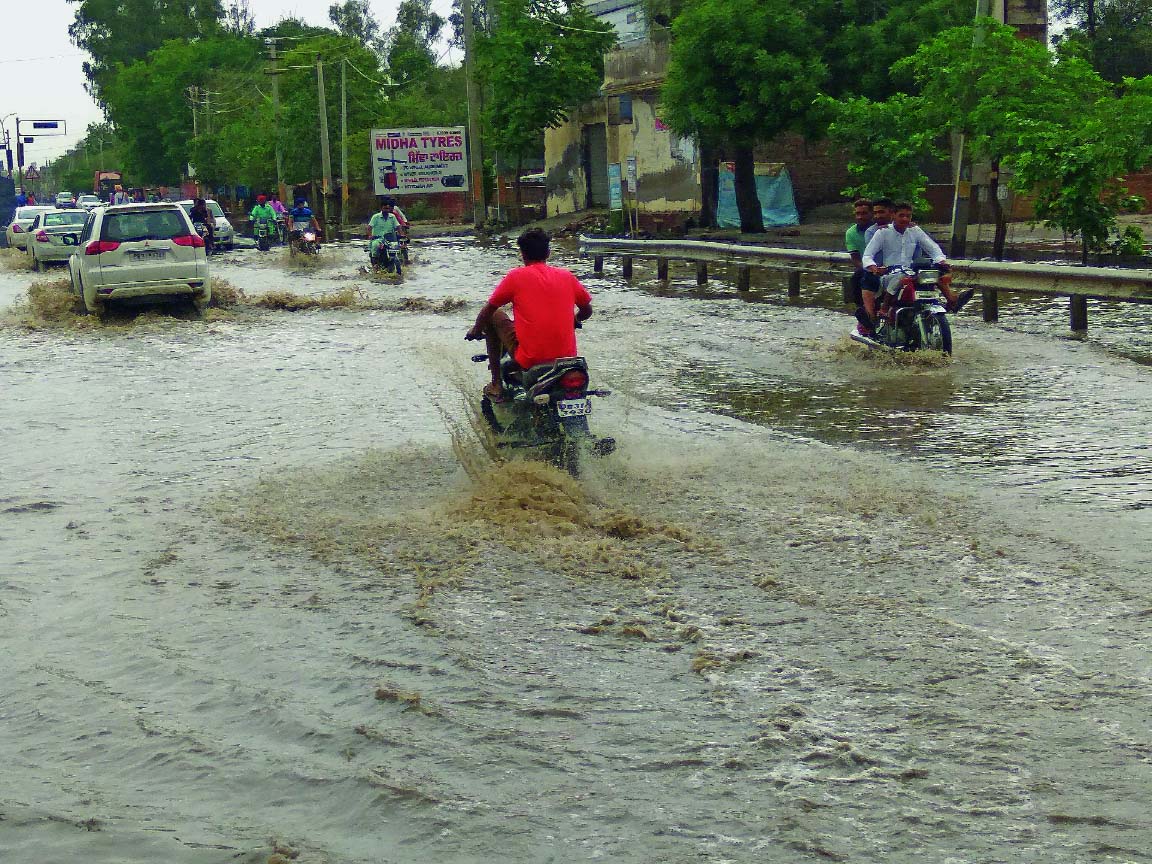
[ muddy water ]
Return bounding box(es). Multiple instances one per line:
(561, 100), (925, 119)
(1, 240), (1150, 863)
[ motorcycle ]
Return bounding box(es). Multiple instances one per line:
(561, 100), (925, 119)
(253, 216), (274, 252)
(289, 225), (320, 256)
(850, 261), (953, 354)
(193, 221), (213, 255)
(368, 233), (403, 275)
(470, 351), (616, 477)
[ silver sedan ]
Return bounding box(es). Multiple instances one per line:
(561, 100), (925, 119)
(26, 209), (90, 270)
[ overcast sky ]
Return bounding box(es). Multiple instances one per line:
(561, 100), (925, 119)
(0, 0), (456, 167)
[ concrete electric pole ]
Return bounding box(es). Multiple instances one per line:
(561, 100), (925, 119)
(317, 54), (334, 230)
(461, 0), (487, 226)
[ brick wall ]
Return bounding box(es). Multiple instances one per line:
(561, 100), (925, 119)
(752, 134), (854, 214)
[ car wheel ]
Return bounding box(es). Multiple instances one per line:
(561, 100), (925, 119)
(33, 252), (45, 272)
(225, 241), (234, 251)
(71, 271), (90, 315)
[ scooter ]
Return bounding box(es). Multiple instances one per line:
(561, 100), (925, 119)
(470, 350), (616, 477)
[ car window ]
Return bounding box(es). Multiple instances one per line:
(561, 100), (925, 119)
(208, 202), (225, 218)
(79, 215), (96, 244)
(44, 212), (87, 227)
(102, 210), (189, 242)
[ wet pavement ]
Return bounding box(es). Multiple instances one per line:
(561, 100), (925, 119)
(1, 238), (1150, 863)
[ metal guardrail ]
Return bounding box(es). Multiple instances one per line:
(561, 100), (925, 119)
(579, 236), (1152, 330)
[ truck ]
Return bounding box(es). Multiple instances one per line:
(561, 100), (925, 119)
(94, 170), (124, 201)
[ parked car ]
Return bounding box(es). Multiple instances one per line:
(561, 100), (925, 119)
(26, 209), (89, 271)
(176, 199), (235, 251)
(5, 205), (57, 250)
(76, 194), (102, 211)
(68, 203), (211, 314)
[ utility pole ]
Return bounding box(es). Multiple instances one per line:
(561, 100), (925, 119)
(341, 58), (349, 233)
(949, 0), (995, 257)
(316, 54), (334, 231)
(268, 38), (286, 203)
(15, 116), (22, 193)
(461, 0), (486, 226)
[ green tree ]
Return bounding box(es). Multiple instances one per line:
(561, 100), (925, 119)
(812, 0), (971, 101)
(386, 0), (445, 86)
(101, 35), (262, 185)
(67, 0), (225, 101)
(1054, 0), (1152, 82)
(328, 0), (384, 51)
(661, 0), (827, 232)
(827, 21), (1152, 261)
(275, 35), (389, 190)
(476, 0), (613, 205)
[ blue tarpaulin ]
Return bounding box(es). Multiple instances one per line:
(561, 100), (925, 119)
(716, 163), (799, 228)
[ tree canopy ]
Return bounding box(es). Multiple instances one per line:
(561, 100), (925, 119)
(476, 0), (614, 167)
(67, 0), (226, 101)
(828, 20), (1152, 259)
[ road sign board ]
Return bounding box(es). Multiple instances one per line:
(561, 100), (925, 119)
(18, 119), (66, 137)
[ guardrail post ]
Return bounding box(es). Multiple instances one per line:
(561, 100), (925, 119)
(593, 255), (604, 273)
(787, 271), (801, 299)
(657, 258), (669, 281)
(982, 289), (999, 323)
(842, 276), (855, 305)
(1070, 294), (1088, 331)
(621, 256), (633, 279)
(696, 261), (708, 285)
(737, 266), (751, 291)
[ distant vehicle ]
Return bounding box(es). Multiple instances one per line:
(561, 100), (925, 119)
(176, 199), (235, 251)
(68, 202), (211, 315)
(93, 170), (123, 200)
(76, 194), (102, 211)
(55, 192), (76, 208)
(5, 205), (57, 250)
(25, 209), (88, 271)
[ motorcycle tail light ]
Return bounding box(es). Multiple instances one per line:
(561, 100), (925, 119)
(559, 370), (588, 390)
(173, 234), (206, 248)
(901, 281), (917, 303)
(85, 240), (121, 255)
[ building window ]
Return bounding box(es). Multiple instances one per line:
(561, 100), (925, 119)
(619, 94), (633, 123)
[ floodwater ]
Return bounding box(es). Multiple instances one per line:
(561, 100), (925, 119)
(1, 238), (1150, 864)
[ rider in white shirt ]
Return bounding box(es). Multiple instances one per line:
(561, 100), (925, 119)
(859, 202), (972, 333)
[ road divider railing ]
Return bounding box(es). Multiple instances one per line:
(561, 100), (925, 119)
(579, 236), (1152, 332)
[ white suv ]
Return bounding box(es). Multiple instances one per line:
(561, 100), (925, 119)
(68, 203), (211, 314)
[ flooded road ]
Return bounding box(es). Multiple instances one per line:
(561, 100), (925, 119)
(2, 239), (1150, 863)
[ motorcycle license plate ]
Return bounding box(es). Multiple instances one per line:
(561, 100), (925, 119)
(915, 290), (937, 300)
(556, 398), (591, 418)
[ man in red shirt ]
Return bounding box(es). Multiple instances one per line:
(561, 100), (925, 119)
(466, 228), (593, 398)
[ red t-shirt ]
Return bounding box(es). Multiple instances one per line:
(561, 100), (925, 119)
(488, 262), (592, 368)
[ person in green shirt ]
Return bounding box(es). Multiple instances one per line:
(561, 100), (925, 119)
(845, 197), (874, 309)
(250, 194), (278, 248)
(366, 199), (401, 262)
